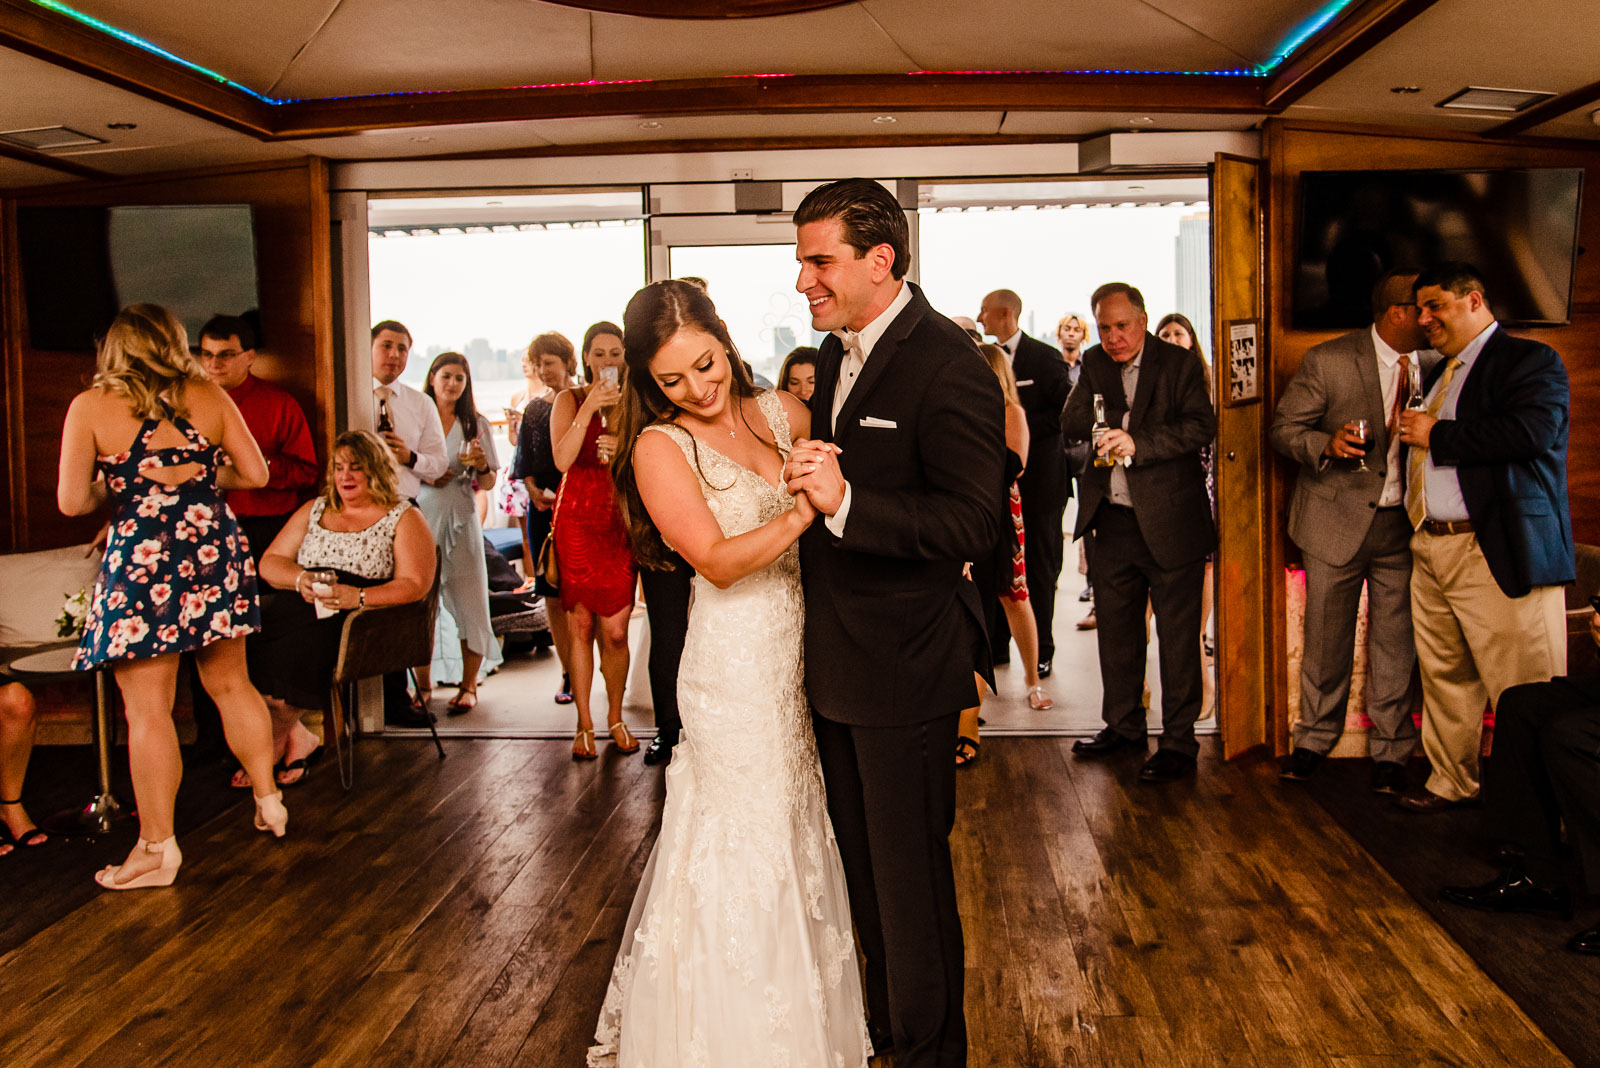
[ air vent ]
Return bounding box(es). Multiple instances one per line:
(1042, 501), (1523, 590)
(0, 126), (107, 151)
(1437, 87), (1555, 113)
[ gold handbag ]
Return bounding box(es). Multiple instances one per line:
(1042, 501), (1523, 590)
(537, 477), (566, 587)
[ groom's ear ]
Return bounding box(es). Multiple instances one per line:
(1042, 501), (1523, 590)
(867, 242), (896, 283)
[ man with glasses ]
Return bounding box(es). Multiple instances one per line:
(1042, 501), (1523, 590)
(1269, 270), (1432, 792)
(1395, 262), (1574, 813)
(196, 315), (319, 558)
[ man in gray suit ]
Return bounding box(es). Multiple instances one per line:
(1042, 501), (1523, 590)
(1269, 270), (1432, 792)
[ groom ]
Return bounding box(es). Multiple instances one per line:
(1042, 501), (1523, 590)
(785, 178), (1007, 1067)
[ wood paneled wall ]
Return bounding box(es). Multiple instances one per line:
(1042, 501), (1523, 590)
(1262, 118), (1600, 749)
(0, 158), (334, 553)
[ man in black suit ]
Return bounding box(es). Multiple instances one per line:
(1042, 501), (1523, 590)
(785, 178), (1006, 1067)
(1441, 608), (1600, 956)
(1060, 282), (1217, 782)
(1394, 262), (1573, 812)
(978, 289), (1073, 678)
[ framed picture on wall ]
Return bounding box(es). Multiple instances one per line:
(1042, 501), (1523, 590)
(1225, 319), (1260, 407)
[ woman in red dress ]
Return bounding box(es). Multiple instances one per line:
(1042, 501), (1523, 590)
(550, 321), (639, 759)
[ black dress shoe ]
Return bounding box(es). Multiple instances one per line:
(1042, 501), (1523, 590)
(1037, 659), (1053, 679)
(1567, 923), (1600, 955)
(1079, 585), (1093, 602)
(1279, 747), (1324, 782)
(1139, 749), (1197, 783)
(1370, 761), (1409, 795)
(385, 706), (435, 730)
(1072, 728), (1145, 756)
(1395, 788), (1478, 814)
(1440, 869), (1573, 919)
(642, 736), (676, 766)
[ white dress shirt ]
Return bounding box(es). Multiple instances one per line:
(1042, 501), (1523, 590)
(824, 281), (913, 537)
(1371, 325), (1412, 509)
(1421, 321), (1498, 522)
(374, 377), (449, 500)
(998, 329), (1022, 364)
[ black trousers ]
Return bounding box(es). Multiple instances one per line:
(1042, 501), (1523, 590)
(638, 557), (692, 744)
(189, 511), (293, 755)
(1022, 499), (1067, 662)
(1088, 503), (1206, 756)
(814, 710), (966, 1068)
(1484, 676), (1600, 890)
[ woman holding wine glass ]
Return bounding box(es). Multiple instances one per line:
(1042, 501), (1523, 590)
(417, 352), (501, 715)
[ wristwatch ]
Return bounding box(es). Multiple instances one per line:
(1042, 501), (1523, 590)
(403, 448), (416, 469)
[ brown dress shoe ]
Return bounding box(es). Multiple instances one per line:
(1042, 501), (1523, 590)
(1076, 609), (1097, 630)
(1394, 788), (1477, 814)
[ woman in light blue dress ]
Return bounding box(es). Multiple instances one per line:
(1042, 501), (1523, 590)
(416, 352), (502, 714)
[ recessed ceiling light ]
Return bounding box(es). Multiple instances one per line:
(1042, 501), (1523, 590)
(1128, 116), (1155, 125)
(639, 120), (663, 130)
(872, 115), (897, 125)
(409, 135), (434, 142)
(1389, 86), (1421, 95)
(106, 121), (138, 130)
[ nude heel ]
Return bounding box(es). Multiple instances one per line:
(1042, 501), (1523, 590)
(254, 791), (288, 837)
(95, 837), (182, 890)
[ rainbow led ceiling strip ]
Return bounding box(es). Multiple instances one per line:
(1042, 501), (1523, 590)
(29, 0), (1363, 107)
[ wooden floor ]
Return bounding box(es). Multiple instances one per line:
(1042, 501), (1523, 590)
(0, 737), (1569, 1067)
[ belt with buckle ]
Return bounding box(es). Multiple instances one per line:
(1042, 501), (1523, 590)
(1422, 519), (1474, 536)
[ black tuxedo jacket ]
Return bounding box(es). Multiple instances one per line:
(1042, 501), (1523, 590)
(801, 282), (1008, 727)
(1423, 325), (1574, 597)
(1060, 333), (1217, 570)
(1011, 332), (1074, 513)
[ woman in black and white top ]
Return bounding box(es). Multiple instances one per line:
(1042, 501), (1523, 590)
(246, 430), (435, 786)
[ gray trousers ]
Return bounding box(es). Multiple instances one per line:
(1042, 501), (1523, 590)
(1295, 507), (1418, 764)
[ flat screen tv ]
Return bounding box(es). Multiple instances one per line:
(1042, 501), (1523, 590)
(1294, 168), (1584, 329)
(17, 204), (259, 351)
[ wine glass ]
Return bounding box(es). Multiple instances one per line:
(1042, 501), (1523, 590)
(1406, 361), (1427, 411)
(1351, 418), (1372, 472)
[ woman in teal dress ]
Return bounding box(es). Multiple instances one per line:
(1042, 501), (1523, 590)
(416, 352), (501, 714)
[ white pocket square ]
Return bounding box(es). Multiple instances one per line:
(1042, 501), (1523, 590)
(1015, 378), (1035, 386)
(859, 416), (897, 429)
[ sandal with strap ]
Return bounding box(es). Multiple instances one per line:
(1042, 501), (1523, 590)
(0, 799), (49, 854)
(275, 745), (325, 788)
(954, 736), (981, 768)
(446, 688), (478, 717)
(1027, 685), (1054, 711)
(554, 673), (575, 706)
(608, 721), (641, 755)
(572, 728), (598, 761)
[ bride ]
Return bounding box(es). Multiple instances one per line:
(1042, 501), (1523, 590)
(589, 280), (871, 1067)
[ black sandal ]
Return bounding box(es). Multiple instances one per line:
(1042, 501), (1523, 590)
(954, 737), (980, 768)
(0, 798), (50, 852)
(275, 745), (325, 787)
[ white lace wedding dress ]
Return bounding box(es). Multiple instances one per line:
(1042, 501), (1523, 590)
(588, 391), (871, 1068)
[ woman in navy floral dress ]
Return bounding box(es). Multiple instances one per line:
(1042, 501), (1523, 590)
(58, 304), (286, 890)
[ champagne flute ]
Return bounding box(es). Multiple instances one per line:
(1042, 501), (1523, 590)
(1405, 361), (1427, 411)
(1351, 418), (1372, 472)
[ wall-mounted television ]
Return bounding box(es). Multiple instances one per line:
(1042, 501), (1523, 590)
(16, 204), (260, 351)
(1294, 168), (1584, 329)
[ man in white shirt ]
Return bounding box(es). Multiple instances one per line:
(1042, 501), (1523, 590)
(1269, 270), (1432, 792)
(371, 320), (448, 501)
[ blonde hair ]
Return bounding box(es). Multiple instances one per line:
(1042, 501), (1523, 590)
(1056, 312), (1089, 342)
(93, 303), (205, 419)
(978, 343), (1020, 406)
(322, 430), (401, 512)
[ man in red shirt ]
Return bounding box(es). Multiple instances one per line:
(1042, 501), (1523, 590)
(196, 315), (320, 558)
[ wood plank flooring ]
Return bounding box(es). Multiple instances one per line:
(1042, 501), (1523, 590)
(0, 738), (1570, 1067)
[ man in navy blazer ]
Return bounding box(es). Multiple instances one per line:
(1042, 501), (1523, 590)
(1395, 261), (1574, 813)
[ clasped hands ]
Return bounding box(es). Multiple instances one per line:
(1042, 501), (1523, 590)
(783, 439), (846, 521)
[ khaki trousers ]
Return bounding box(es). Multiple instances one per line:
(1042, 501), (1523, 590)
(1410, 531), (1566, 801)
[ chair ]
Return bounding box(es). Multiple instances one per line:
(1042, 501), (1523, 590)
(327, 549), (445, 790)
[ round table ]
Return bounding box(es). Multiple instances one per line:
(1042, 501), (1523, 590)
(4, 644), (127, 836)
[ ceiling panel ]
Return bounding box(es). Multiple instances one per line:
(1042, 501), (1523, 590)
(1142, 0), (1304, 68)
(56, 138), (306, 176)
(999, 111), (1260, 136)
(0, 155), (77, 189)
(284, 121), (561, 159)
(270, 0), (594, 99)
(52, 0), (343, 96)
(1296, 0), (1600, 133)
(859, 0), (1257, 75)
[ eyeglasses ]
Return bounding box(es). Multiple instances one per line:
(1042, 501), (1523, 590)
(201, 349), (245, 361)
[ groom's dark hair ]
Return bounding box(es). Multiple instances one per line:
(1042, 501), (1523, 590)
(794, 178), (910, 280)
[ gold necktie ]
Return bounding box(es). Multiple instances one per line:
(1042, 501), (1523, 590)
(1404, 356), (1461, 529)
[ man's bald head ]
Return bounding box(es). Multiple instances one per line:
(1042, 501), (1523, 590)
(977, 289), (1022, 341)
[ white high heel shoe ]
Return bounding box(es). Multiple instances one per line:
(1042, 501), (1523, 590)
(254, 790), (288, 837)
(95, 837), (182, 890)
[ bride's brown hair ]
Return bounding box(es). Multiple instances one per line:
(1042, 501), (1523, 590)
(610, 279), (776, 570)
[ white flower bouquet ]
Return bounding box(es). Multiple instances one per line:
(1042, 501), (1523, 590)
(56, 587), (90, 638)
